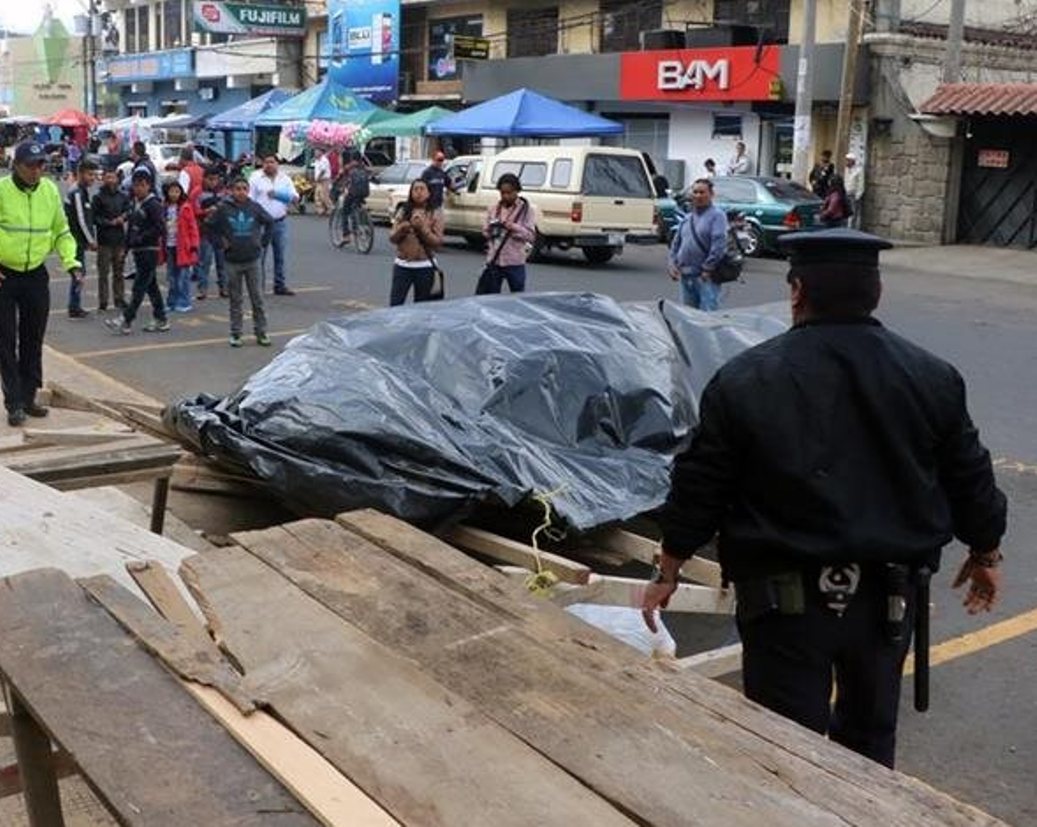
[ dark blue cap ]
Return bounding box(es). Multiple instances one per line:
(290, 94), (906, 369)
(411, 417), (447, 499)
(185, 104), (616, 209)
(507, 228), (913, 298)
(13, 142), (46, 166)
(778, 229), (893, 267)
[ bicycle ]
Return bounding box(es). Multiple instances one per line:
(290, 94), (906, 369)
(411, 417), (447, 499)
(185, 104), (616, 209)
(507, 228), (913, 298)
(328, 197), (374, 254)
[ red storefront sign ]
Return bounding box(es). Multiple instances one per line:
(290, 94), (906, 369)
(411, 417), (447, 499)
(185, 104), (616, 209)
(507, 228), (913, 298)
(619, 45), (781, 102)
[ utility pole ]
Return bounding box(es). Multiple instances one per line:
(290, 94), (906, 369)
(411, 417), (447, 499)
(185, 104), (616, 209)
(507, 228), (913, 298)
(943, 0), (966, 83)
(835, 0), (865, 167)
(790, 0), (817, 185)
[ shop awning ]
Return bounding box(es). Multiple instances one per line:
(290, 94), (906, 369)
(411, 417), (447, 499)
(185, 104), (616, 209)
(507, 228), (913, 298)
(919, 83), (1037, 116)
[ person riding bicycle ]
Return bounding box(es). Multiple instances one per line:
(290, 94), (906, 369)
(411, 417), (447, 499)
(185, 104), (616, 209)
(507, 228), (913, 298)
(333, 153), (370, 245)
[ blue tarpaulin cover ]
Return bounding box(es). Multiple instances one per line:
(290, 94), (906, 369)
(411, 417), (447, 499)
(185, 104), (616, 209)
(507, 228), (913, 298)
(426, 88), (624, 137)
(208, 89), (295, 131)
(167, 293), (787, 531)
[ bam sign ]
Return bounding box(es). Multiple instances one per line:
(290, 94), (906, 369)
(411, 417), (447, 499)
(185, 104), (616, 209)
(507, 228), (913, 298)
(620, 46), (780, 102)
(657, 59), (729, 91)
(192, 2), (306, 37)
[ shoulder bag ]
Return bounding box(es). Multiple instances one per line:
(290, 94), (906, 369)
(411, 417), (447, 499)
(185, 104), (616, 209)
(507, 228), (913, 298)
(476, 199), (530, 295)
(686, 213), (743, 285)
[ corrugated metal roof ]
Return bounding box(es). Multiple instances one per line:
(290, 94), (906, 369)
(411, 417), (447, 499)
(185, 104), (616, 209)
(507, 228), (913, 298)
(919, 84), (1037, 116)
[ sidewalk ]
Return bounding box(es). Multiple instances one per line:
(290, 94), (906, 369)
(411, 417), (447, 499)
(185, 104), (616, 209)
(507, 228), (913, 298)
(884, 244), (1037, 288)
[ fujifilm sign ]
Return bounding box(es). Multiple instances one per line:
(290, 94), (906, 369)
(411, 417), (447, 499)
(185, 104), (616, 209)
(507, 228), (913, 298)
(657, 59), (730, 92)
(193, 2), (307, 37)
(238, 7), (303, 27)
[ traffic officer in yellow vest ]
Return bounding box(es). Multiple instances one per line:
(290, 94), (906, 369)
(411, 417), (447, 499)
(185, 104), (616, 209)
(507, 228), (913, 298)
(0, 142), (82, 426)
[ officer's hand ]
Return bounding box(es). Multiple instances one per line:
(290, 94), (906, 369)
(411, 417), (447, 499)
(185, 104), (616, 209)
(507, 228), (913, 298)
(667, 264), (680, 281)
(70, 269), (84, 284)
(701, 270), (714, 283)
(642, 581), (678, 633)
(952, 554), (1001, 614)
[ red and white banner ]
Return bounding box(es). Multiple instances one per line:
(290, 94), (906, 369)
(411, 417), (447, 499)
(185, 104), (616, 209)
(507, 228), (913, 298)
(619, 45), (781, 102)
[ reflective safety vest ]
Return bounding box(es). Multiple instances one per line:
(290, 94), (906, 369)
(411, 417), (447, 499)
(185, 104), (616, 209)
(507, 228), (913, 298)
(0, 175), (80, 274)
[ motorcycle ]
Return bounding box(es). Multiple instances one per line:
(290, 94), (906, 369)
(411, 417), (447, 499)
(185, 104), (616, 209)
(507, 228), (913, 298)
(667, 197), (753, 258)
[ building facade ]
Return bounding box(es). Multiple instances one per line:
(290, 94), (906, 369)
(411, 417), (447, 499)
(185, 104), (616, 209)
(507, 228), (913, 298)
(0, 10), (87, 119)
(97, 0), (307, 120)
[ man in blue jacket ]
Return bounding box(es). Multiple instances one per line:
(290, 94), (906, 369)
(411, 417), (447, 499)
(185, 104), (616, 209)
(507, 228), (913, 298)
(668, 178), (728, 311)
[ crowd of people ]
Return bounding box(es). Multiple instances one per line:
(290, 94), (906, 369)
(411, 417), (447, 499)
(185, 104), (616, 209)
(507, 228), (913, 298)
(49, 141), (305, 343)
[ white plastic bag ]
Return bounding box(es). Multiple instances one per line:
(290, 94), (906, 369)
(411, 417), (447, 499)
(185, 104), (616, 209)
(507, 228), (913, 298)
(566, 604), (677, 659)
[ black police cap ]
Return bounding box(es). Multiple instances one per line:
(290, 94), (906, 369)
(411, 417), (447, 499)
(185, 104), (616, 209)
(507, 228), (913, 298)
(778, 228), (893, 267)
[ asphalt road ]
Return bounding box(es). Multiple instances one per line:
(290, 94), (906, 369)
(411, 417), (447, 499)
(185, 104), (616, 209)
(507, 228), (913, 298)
(42, 214), (1037, 825)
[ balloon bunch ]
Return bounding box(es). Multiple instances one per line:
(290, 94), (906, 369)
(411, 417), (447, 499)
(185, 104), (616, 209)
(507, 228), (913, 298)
(282, 119), (363, 148)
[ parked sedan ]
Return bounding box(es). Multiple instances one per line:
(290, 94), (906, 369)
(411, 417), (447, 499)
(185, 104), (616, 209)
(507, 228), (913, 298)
(710, 176), (822, 256)
(367, 160), (428, 224)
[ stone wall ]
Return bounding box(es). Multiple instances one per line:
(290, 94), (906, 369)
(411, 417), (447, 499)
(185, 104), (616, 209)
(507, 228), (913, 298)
(865, 120), (952, 243)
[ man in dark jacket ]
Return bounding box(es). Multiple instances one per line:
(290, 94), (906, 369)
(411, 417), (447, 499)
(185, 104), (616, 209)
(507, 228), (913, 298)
(809, 149), (835, 197)
(63, 158), (97, 318)
(642, 229), (1007, 769)
(195, 166), (227, 299)
(208, 176), (272, 347)
(419, 151), (452, 210)
(105, 169), (168, 334)
(92, 165), (131, 310)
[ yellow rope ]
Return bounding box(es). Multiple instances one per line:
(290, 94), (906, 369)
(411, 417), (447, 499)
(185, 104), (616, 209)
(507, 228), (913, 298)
(524, 485), (568, 596)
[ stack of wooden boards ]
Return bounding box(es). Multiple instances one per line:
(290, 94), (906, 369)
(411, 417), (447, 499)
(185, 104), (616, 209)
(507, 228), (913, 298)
(0, 497), (1005, 825)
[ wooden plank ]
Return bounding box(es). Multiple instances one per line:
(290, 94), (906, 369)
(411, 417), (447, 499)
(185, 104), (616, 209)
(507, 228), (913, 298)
(492, 567), (734, 614)
(127, 560), (207, 632)
(593, 527), (724, 587)
(235, 520), (867, 827)
(673, 643), (745, 678)
(444, 525), (591, 585)
(48, 467), (172, 492)
(23, 428), (138, 447)
(79, 575), (255, 715)
(0, 568), (319, 825)
(87, 572), (396, 827)
(337, 510), (1004, 827)
(181, 547), (635, 827)
(0, 465), (195, 601)
(2, 441), (181, 484)
(71, 487), (216, 554)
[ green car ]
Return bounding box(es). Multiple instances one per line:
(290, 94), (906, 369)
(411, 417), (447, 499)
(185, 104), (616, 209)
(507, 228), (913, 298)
(710, 176), (823, 256)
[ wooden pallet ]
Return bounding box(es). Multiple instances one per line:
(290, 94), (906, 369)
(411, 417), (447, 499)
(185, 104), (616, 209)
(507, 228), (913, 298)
(0, 496), (1006, 826)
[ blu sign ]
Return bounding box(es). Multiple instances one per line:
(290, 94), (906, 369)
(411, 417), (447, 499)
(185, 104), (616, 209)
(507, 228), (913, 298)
(326, 0), (400, 104)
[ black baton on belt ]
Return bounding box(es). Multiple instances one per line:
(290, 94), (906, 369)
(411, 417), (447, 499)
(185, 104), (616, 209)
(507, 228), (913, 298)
(914, 566), (932, 712)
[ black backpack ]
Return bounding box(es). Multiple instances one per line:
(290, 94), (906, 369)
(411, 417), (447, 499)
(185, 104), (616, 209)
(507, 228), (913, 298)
(348, 169), (370, 200)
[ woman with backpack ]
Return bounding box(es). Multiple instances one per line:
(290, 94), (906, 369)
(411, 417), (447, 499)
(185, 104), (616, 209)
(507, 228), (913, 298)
(162, 180), (200, 313)
(388, 179), (444, 306)
(819, 174), (851, 228)
(475, 173), (537, 294)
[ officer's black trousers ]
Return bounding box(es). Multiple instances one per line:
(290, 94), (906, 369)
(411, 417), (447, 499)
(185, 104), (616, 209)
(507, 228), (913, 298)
(737, 570), (915, 768)
(0, 267), (50, 413)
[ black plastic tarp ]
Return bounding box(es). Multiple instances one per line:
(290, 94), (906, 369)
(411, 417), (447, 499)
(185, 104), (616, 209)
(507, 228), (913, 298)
(166, 293), (787, 531)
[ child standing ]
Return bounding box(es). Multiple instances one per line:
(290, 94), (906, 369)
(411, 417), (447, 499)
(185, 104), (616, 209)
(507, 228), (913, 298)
(195, 166), (227, 299)
(209, 176), (273, 347)
(104, 169), (169, 335)
(162, 180), (199, 313)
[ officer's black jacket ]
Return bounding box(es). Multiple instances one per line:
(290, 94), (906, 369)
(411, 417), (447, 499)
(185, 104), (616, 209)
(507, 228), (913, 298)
(658, 316), (1007, 581)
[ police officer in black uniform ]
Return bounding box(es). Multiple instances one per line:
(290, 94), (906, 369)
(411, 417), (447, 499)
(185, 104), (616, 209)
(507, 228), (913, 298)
(642, 229), (1008, 769)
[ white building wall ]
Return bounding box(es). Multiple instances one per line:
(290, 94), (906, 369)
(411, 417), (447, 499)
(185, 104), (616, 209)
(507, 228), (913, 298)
(667, 108), (762, 184)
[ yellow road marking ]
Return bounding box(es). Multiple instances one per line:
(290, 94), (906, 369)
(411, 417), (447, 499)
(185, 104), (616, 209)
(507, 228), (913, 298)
(71, 328), (310, 359)
(903, 606), (1037, 676)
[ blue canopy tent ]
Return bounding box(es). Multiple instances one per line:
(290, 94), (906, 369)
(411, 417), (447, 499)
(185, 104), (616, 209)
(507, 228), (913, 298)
(425, 88), (623, 137)
(208, 89), (294, 131)
(208, 89), (294, 161)
(254, 79), (386, 126)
